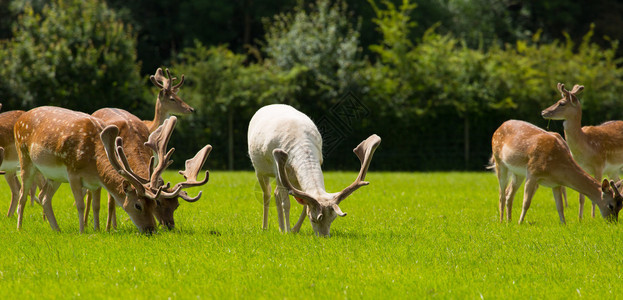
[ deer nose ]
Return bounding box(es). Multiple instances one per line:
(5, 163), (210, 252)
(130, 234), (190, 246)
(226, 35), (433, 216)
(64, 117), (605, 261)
(189, 107), (195, 113)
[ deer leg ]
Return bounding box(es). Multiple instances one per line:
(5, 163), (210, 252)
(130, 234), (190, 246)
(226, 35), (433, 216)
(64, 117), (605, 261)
(256, 175), (271, 230)
(84, 190), (92, 227)
(518, 177), (539, 224)
(552, 186), (566, 224)
(591, 171), (604, 218)
(106, 193), (117, 232)
(578, 194), (586, 221)
(41, 180), (61, 231)
(495, 162), (510, 222)
(29, 183), (38, 206)
(291, 206), (307, 233)
(274, 185), (287, 232)
(68, 174), (87, 234)
(282, 189), (291, 232)
(5, 172), (21, 217)
(562, 187), (568, 208)
(16, 159), (36, 230)
(506, 174), (524, 222)
(90, 188), (101, 231)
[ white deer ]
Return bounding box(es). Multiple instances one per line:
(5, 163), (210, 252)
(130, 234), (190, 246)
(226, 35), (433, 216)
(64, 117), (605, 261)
(490, 119), (622, 223)
(248, 104), (381, 236)
(541, 83), (623, 219)
(14, 106), (209, 233)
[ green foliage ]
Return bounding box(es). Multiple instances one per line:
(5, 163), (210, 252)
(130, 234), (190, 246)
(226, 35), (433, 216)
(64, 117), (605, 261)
(0, 0), (143, 112)
(360, 1), (623, 170)
(263, 0), (364, 110)
(170, 42), (305, 169)
(1, 172), (623, 298)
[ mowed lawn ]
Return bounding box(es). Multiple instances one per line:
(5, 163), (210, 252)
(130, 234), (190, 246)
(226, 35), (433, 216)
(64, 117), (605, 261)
(0, 171), (622, 299)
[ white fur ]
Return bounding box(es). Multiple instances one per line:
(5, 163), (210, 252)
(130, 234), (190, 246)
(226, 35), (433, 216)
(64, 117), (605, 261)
(248, 105), (337, 236)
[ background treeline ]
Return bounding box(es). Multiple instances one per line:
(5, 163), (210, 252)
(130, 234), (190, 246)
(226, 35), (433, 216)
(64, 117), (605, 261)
(1, 0), (623, 171)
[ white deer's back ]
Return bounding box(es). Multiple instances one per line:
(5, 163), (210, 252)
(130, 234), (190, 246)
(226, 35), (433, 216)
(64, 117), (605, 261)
(248, 104), (322, 177)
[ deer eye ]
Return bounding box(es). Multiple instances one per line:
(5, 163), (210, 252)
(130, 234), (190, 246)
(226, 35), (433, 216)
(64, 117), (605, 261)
(134, 203), (143, 211)
(317, 214), (324, 222)
(608, 204), (614, 211)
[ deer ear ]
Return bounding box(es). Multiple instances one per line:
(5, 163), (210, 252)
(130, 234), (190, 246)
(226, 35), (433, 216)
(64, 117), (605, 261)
(122, 180), (133, 193)
(602, 179), (611, 193)
(332, 204), (347, 217)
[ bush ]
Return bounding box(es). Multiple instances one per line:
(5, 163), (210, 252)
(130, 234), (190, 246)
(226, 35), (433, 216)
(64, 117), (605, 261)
(0, 0), (143, 113)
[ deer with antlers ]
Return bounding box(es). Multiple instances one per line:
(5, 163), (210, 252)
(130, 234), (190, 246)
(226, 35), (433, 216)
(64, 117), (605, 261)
(491, 119), (622, 224)
(144, 67), (194, 133)
(248, 104), (381, 236)
(84, 67), (197, 230)
(541, 83), (623, 219)
(13, 106), (210, 233)
(88, 109), (209, 231)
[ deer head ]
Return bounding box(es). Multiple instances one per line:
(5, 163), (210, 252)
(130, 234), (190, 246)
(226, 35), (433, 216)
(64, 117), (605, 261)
(601, 180), (623, 221)
(103, 116), (211, 230)
(541, 83), (584, 120)
(145, 117), (211, 229)
(273, 134), (381, 236)
(150, 68), (194, 115)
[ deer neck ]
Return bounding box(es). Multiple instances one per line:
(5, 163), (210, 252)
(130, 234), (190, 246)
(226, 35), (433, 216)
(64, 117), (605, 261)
(562, 111), (587, 154)
(287, 142), (327, 197)
(94, 142), (130, 205)
(563, 165), (603, 206)
(149, 97), (167, 133)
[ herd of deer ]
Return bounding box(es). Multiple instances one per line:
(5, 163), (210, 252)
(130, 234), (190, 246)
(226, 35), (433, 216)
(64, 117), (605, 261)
(491, 83), (623, 224)
(0, 68), (382, 237)
(1, 72), (617, 236)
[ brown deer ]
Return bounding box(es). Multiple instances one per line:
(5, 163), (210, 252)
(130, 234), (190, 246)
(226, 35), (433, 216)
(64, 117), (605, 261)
(13, 107), (209, 233)
(144, 68), (194, 133)
(1, 107), (46, 216)
(87, 108), (209, 231)
(85, 67), (197, 230)
(541, 83), (623, 219)
(490, 120), (622, 224)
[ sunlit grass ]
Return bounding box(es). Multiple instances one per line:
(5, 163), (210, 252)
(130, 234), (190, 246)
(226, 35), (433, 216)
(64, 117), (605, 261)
(0, 171), (621, 298)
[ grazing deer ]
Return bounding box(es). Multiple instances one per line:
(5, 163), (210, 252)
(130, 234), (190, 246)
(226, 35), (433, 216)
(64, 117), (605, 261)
(84, 67), (197, 230)
(541, 83), (623, 219)
(144, 68), (194, 133)
(13, 107), (209, 233)
(1, 107), (45, 216)
(87, 109), (209, 230)
(490, 120), (623, 224)
(248, 104), (381, 236)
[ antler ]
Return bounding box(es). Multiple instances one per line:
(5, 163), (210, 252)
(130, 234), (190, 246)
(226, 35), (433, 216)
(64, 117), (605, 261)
(150, 67), (185, 91)
(145, 116), (177, 189)
(150, 68), (166, 89)
(335, 134), (382, 204)
(171, 145), (212, 202)
(273, 149), (318, 206)
(165, 68), (185, 90)
(570, 84), (584, 95)
(100, 126), (162, 199)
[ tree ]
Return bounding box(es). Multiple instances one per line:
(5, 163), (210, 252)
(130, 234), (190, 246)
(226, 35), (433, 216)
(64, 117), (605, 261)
(172, 42), (304, 169)
(263, 0), (365, 113)
(0, 0), (143, 113)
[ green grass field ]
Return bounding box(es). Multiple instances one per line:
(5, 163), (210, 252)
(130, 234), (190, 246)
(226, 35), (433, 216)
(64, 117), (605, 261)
(0, 171), (622, 299)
